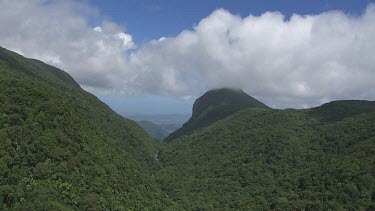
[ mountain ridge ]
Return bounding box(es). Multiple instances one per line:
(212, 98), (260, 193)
(157, 100), (375, 210)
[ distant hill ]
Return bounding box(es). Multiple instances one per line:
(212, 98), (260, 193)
(164, 88), (269, 141)
(137, 120), (170, 140)
(0, 47), (175, 210)
(309, 100), (375, 122)
(125, 113), (189, 133)
(157, 100), (375, 210)
(125, 113), (190, 125)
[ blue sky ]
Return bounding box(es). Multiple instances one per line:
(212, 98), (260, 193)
(89, 0), (370, 43)
(88, 0), (372, 114)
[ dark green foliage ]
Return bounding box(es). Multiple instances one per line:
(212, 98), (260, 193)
(165, 88), (269, 141)
(0, 47), (176, 210)
(2, 46), (375, 210)
(157, 103), (375, 210)
(137, 120), (170, 140)
(309, 100), (375, 122)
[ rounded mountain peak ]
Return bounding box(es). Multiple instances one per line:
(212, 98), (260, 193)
(192, 88), (269, 118)
(164, 88), (269, 142)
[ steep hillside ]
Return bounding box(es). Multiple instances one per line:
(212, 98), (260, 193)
(137, 120), (169, 140)
(0, 47), (176, 210)
(156, 101), (375, 210)
(165, 88), (269, 141)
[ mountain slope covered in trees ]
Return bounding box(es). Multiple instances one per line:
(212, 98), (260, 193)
(1, 46), (375, 210)
(157, 101), (375, 210)
(165, 88), (269, 141)
(0, 47), (176, 210)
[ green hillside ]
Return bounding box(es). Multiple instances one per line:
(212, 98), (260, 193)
(156, 101), (375, 210)
(2, 46), (375, 210)
(0, 47), (176, 210)
(137, 120), (170, 140)
(165, 88), (269, 141)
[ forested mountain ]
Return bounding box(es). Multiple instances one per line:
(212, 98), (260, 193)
(156, 100), (375, 210)
(165, 88), (269, 141)
(1, 46), (375, 210)
(137, 120), (170, 140)
(0, 47), (176, 210)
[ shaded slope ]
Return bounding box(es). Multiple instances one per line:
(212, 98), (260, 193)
(0, 47), (176, 210)
(165, 88), (269, 141)
(309, 100), (375, 122)
(156, 101), (375, 210)
(137, 120), (169, 140)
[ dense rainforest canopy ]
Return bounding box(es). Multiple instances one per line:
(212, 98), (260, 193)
(157, 102), (375, 210)
(1, 46), (374, 210)
(0, 47), (176, 210)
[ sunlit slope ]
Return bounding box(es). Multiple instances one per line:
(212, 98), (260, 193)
(157, 101), (375, 210)
(0, 47), (176, 210)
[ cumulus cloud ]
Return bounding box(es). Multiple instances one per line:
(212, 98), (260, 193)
(130, 6), (375, 106)
(0, 0), (134, 93)
(0, 0), (375, 107)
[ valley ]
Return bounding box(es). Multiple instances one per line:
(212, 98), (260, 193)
(1, 47), (374, 210)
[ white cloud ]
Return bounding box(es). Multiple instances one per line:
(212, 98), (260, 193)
(93, 26), (103, 32)
(0, 0), (374, 107)
(0, 0), (134, 92)
(116, 32), (135, 50)
(129, 6), (375, 106)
